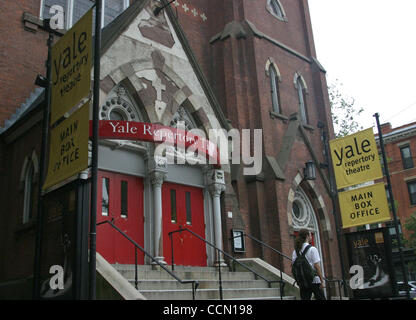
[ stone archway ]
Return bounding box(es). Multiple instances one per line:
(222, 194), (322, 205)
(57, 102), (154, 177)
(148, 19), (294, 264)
(287, 173), (334, 279)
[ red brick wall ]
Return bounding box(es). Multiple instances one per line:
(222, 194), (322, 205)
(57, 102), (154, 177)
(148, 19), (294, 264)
(378, 122), (416, 239)
(174, 0), (339, 277)
(0, 0), (48, 127)
(0, 117), (43, 280)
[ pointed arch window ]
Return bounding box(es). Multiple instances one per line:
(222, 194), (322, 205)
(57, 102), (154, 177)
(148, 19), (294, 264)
(295, 75), (309, 124)
(23, 161), (35, 224)
(269, 65), (281, 114)
(267, 0), (287, 21)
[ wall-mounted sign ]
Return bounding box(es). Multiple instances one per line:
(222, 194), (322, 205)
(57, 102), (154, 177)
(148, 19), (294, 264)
(43, 103), (89, 190)
(329, 128), (383, 189)
(91, 120), (220, 166)
(51, 8), (92, 125)
(338, 182), (391, 229)
(231, 229), (245, 253)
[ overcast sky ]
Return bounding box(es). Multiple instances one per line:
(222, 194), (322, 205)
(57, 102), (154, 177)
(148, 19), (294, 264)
(308, 0), (416, 131)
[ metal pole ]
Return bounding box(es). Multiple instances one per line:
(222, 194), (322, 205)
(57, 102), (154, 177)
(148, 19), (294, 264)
(322, 127), (349, 297)
(32, 30), (53, 300)
(374, 113), (410, 300)
(170, 232), (175, 271)
(89, 0), (102, 300)
(135, 247), (138, 290)
(217, 249), (223, 300)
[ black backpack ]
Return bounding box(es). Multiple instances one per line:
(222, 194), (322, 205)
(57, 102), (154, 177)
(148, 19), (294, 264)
(292, 245), (317, 289)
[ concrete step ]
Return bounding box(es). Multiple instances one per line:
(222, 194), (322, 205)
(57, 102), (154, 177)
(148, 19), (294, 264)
(110, 263), (296, 300)
(127, 278), (274, 290)
(114, 267), (257, 281)
(140, 287), (282, 300)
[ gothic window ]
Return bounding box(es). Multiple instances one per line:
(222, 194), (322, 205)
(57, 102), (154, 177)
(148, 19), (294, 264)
(170, 106), (197, 131)
(269, 64), (281, 114)
(22, 159), (36, 223)
(295, 74), (309, 124)
(267, 0), (286, 21)
(291, 189), (315, 230)
(100, 85), (143, 122)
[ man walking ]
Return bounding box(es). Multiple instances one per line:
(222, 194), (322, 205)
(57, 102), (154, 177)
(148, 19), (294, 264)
(292, 229), (326, 300)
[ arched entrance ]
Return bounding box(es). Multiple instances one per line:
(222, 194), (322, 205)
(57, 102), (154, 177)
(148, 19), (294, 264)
(291, 187), (325, 277)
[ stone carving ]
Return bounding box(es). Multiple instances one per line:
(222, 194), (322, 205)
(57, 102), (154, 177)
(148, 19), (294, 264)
(138, 6), (175, 48)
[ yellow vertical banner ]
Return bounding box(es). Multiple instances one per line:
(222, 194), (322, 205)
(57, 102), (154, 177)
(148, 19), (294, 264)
(338, 183), (391, 229)
(43, 103), (89, 190)
(329, 128), (383, 189)
(51, 8), (92, 124)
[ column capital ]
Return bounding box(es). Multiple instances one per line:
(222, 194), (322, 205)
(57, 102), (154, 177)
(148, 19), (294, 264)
(148, 155), (167, 187)
(150, 170), (166, 187)
(148, 155), (168, 172)
(209, 183), (226, 197)
(207, 169), (226, 196)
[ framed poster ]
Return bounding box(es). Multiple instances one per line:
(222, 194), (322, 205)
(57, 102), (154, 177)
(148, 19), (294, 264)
(232, 229), (245, 253)
(39, 180), (89, 299)
(345, 228), (397, 299)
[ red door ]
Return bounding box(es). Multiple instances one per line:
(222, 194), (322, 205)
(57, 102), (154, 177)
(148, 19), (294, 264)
(162, 182), (207, 266)
(97, 170), (144, 264)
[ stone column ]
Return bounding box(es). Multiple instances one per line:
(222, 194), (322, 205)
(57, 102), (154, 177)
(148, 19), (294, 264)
(149, 156), (167, 265)
(207, 169), (226, 266)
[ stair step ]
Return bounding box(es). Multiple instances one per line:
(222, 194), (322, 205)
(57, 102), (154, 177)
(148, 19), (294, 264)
(114, 269), (257, 281)
(140, 287), (282, 300)
(126, 279), (273, 290)
(108, 263), (297, 300)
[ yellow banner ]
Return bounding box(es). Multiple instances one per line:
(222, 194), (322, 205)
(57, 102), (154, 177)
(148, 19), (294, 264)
(43, 103), (89, 190)
(329, 128), (383, 189)
(51, 8), (92, 125)
(338, 183), (391, 229)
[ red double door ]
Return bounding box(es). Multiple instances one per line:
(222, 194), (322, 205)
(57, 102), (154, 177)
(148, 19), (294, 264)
(97, 170), (144, 264)
(162, 182), (207, 267)
(97, 171), (207, 267)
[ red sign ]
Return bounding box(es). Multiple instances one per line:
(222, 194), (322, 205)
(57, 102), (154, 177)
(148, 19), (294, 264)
(90, 120), (220, 166)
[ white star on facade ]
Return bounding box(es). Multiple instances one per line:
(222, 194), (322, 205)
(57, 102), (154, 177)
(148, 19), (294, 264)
(200, 13), (207, 22)
(173, 1), (180, 7)
(191, 8), (198, 17)
(182, 3), (189, 12)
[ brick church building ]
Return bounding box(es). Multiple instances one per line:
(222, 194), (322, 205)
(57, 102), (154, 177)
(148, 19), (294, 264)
(0, 0), (342, 299)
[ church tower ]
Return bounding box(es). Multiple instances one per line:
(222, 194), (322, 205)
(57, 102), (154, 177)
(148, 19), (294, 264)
(172, 0), (340, 277)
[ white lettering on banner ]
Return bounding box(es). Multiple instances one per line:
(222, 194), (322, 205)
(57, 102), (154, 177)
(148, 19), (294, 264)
(94, 120), (263, 175)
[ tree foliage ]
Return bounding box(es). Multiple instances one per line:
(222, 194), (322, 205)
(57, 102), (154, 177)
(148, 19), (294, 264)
(403, 213), (416, 275)
(404, 213), (416, 248)
(329, 79), (364, 138)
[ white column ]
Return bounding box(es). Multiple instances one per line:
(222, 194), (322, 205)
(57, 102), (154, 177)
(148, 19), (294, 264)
(208, 169), (226, 266)
(149, 156), (167, 265)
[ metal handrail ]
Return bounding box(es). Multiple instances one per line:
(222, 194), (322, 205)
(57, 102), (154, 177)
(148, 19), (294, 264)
(97, 220), (199, 300)
(168, 226), (284, 300)
(234, 232), (347, 299)
(324, 277), (346, 300)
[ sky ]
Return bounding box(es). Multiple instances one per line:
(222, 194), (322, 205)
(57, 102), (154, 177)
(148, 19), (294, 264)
(308, 0), (416, 131)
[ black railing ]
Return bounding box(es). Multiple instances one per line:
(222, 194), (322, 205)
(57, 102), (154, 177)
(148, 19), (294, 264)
(169, 226), (285, 300)
(325, 278), (346, 300)
(97, 220), (199, 300)
(232, 231), (347, 300)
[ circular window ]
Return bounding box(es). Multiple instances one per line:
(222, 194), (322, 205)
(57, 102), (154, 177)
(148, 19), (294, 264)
(292, 202), (301, 220)
(110, 109), (125, 121)
(291, 199), (311, 228)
